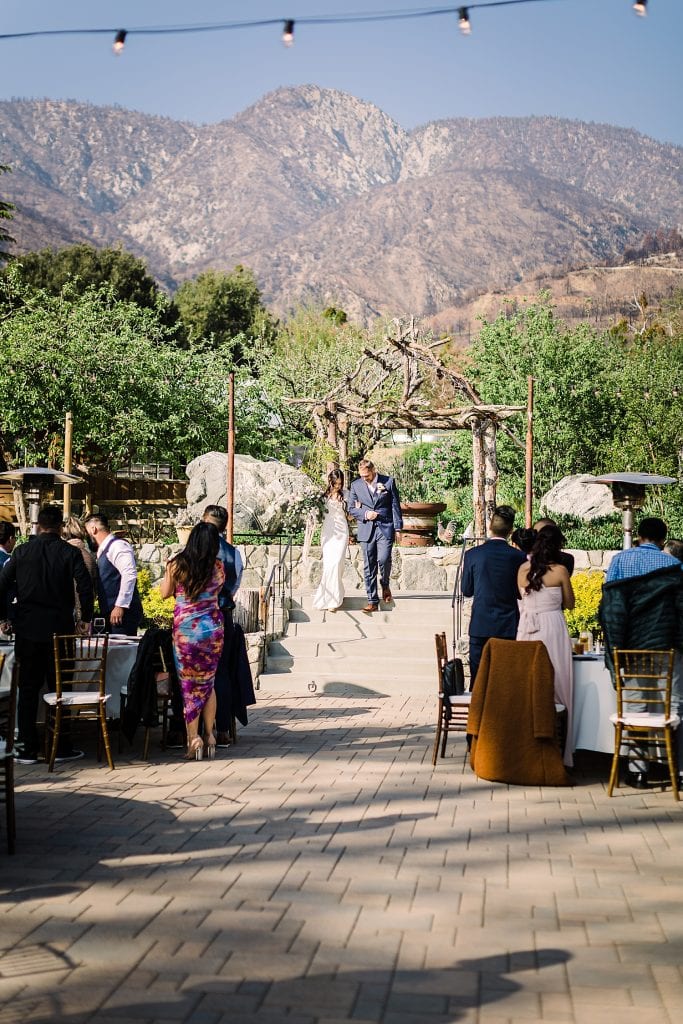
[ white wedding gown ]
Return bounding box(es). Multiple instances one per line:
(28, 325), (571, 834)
(312, 497), (349, 611)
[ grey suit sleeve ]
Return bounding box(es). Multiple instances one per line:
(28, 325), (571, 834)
(348, 482), (365, 524)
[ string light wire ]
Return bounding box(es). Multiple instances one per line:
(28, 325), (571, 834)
(0, 2), (647, 45)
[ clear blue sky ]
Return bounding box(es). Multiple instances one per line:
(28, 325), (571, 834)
(1, 1), (682, 146)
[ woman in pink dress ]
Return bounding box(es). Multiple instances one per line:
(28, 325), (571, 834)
(160, 523), (224, 761)
(517, 525), (576, 766)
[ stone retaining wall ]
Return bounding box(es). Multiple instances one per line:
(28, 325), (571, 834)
(136, 541), (618, 594)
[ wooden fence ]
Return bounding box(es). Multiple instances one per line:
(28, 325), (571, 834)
(0, 475), (187, 523)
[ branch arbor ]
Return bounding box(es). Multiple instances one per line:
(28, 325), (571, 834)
(284, 318), (524, 536)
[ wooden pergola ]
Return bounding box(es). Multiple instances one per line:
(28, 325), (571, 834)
(285, 318), (525, 537)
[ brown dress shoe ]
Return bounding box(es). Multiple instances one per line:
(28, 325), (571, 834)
(382, 588), (393, 603)
(362, 603), (379, 613)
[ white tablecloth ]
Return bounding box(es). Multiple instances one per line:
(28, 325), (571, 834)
(572, 654), (616, 754)
(0, 639), (139, 715)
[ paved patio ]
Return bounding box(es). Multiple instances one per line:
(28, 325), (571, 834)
(1, 692), (682, 1024)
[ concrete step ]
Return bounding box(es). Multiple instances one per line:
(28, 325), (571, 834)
(266, 652), (434, 677)
(259, 670), (437, 698)
(261, 590), (454, 696)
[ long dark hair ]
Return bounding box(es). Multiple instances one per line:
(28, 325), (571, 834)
(325, 469), (346, 510)
(525, 524), (566, 593)
(172, 522), (220, 601)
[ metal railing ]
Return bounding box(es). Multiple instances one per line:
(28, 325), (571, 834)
(450, 535), (483, 661)
(261, 537), (294, 644)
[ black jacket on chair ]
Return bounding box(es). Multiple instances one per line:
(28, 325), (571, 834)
(122, 626), (180, 743)
(599, 564), (683, 682)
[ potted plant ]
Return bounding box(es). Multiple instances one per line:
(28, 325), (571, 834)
(385, 447), (447, 546)
(174, 507), (198, 546)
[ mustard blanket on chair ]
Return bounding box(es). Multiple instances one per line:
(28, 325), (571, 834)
(468, 638), (569, 786)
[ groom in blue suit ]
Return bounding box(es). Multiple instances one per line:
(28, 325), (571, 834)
(349, 459), (403, 612)
(461, 505), (527, 687)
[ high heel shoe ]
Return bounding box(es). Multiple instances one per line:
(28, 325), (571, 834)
(205, 734), (216, 760)
(186, 735), (204, 761)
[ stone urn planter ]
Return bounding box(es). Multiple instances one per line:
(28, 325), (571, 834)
(398, 501), (447, 547)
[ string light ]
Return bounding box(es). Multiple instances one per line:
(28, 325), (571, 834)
(112, 30), (126, 55)
(0, 3), (653, 50)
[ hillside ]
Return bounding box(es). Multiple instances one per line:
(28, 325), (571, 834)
(424, 252), (683, 341)
(2, 86), (681, 320)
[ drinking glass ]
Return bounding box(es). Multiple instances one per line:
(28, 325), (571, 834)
(93, 617), (106, 636)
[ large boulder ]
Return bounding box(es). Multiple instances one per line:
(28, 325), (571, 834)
(185, 453), (318, 533)
(541, 474), (614, 520)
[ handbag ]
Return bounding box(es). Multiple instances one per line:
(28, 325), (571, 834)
(441, 657), (465, 698)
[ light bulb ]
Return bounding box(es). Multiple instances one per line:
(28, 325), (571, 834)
(282, 20), (295, 47)
(112, 29), (127, 55)
(458, 7), (471, 36)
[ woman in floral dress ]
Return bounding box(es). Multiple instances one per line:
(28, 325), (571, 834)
(160, 522), (224, 760)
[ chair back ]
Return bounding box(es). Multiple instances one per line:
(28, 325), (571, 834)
(52, 634), (109, 697)
(0, 659), (19, 756)
(435, 632), (448, 694)
(613, 649), (674, 717)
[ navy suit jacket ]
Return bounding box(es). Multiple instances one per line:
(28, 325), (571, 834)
(348, 474), (403, 543)
(461, 538), (527, 639)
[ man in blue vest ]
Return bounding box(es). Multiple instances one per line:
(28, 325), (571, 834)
(84, 513), (143, 636)
(202, 505), (243, 746)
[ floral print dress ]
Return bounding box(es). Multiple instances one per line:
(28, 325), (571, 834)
(172, 559), (225, 724)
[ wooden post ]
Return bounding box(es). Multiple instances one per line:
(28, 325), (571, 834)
(471, 417), (486, 539)
(227, 372), (235, 544)
(483, 418), (498, 531)
(525, 376), (534, 528)
(63, 411), (73, 520)
(326, 401), (339, 475)
(338, 412), (349, 484)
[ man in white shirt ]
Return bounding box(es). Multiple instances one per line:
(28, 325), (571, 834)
(84, 513), (143, 636)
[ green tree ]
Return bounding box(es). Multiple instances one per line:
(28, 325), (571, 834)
(175, 266), (276, 363)
(0, 165), (15, 263)
(469, 298), (621, 496)
(3, 243), (178, 324)
(0, 268), (222, 469)
(256, 307), (372, 464)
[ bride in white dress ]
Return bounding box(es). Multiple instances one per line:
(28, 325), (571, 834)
(517, 525), (576, 767)
(312, 469), (349, 612)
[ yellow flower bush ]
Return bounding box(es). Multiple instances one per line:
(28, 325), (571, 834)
(137, 568), (175, 628)
(564, 570), (604, 636)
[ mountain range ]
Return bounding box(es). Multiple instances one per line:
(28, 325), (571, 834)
(2, 85), (682, 322)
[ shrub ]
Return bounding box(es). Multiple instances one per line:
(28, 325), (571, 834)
(137, 568), (175, 628)
(564, 571), (604, 636)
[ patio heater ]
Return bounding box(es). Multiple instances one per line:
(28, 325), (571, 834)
(587, 472), (676, 549)
(0, 466), (82, 534)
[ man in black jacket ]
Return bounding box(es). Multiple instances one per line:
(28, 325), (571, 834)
(0, 506), (94, 764)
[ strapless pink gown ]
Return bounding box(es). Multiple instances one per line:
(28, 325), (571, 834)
(517, 585), (573, 766)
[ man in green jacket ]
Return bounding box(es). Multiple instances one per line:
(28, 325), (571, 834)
(600, 518), (683, 789)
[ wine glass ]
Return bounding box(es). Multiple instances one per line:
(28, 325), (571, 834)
(92, 617), (106, 637)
